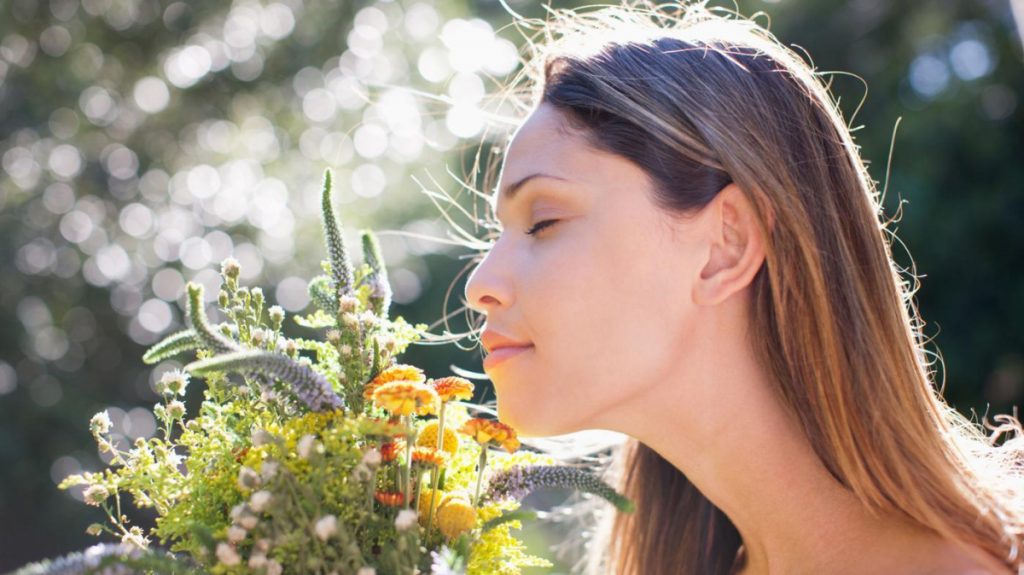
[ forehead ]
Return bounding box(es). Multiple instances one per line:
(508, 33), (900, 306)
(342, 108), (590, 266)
(495, 104), (587, 205)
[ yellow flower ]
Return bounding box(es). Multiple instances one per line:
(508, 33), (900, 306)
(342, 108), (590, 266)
(458, 418), (521, 453)
(417, 487), (442, 526)
(363, 364), (426, 401)
(436, 493), (476, 539)
(416, 420), (459, 457)
(430, 376), (474, 403)
(372, 381), (439, 416)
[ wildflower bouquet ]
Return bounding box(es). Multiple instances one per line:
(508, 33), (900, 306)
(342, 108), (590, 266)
(19, 169), (633, 575)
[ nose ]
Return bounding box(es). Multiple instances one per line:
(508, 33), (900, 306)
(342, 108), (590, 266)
(464, 249), (513, 315)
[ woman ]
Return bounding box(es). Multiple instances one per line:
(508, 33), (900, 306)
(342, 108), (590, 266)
(459, 1), (1024, 574)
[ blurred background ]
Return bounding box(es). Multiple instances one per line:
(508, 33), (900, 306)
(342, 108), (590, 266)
(1, 0), (1021, 571)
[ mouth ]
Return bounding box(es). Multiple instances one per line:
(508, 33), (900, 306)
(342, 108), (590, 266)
(482, 345), (534, 370)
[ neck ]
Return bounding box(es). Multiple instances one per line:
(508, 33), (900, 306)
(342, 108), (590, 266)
(596, 292), (941, 574)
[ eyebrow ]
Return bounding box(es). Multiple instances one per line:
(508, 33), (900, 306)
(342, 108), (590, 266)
(494, 173), (569, 224)
(499, 173), (568, 201)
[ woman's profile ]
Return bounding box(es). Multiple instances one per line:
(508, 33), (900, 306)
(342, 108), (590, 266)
(454, 1), (1024, 573)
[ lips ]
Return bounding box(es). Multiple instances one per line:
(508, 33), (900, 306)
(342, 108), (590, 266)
(480, 329), (532, 355)
(482, 344), (533, 370)
(480, 329), (533, 370)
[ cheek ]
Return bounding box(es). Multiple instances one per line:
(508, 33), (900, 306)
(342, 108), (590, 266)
(496, 223), (692, 434)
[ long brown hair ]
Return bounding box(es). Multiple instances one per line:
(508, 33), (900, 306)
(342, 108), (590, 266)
(446, 1), (1024, 573)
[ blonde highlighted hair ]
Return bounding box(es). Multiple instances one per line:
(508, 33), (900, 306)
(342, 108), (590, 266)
(430, 1), (1024, 573)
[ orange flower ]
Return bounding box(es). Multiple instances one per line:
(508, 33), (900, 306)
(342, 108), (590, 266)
(380, 440), (406, 463)
(430, 376), (474, 403)
(410, 446), (449, 468)
(458, 418), (520, 453)
(362, 364), (426, 400)
(372, 381), (439, 416)
(374, 490), (405, 506)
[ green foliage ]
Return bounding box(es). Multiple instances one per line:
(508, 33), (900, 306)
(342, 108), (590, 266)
(49, 169), (596, 575)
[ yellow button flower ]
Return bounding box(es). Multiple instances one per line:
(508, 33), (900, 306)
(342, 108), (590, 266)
(435, 493), (476, 539)
(417, 487), (442, 526)
(416, 420), (459, 457)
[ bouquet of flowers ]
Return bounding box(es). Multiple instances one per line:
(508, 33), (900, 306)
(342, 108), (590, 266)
(15, 169), (633, 575)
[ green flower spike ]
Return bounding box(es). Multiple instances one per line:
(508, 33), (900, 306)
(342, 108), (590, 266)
(321, 168), (355, 303)
(360, 229), (392, 318)
(308, 274), (338, 315)
(142, 328), (200, 364)
(483, 464), (636, 513)
(142, 323), (240, 364)
(185, 283), (242, 354)
(185, 350), (343, 412)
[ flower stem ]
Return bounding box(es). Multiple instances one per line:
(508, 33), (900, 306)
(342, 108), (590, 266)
(403, 415), (417, 508)
(473, 446), (488, 512)
(425, 403), (447, 534)
(367, 461), (377, 514)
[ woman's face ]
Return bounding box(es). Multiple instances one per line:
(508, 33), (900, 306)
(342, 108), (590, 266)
(464, 102), (708, 437)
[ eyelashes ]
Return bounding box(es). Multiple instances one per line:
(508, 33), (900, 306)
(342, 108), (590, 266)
(525, 219), (559, 236)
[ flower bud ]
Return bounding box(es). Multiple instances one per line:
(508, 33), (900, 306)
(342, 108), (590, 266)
(83, 484), (109, 506)
(339, 295), (359, 314)
(157, 369), (189, 397)
(237, 466), (261, 490)
(89, 411), (112, 435)
(216, 542), (241, 566)
(250, 490), (273, 513)
(314, 515), (337, 541)
(395, 509), (418, 532)
(297, 435), (317, 459)
(260, 460), (279, 481)
(227, 525), (247, 544)
(220, 257), (241, 280)
(252, 429), (274, 447)
(166, 400), (186, 420)
(268, 305), (284, 328)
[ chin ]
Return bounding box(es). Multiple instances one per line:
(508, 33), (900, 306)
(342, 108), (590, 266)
(495, 393), (580, 438)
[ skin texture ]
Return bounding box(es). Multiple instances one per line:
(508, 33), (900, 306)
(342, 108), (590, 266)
(464, 102), (1010, 575)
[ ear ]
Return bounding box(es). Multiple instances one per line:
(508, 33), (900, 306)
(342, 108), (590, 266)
(692, 183), (768, 307)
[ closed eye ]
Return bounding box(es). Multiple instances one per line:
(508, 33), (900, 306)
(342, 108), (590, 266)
(526, 219), (559, 236)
